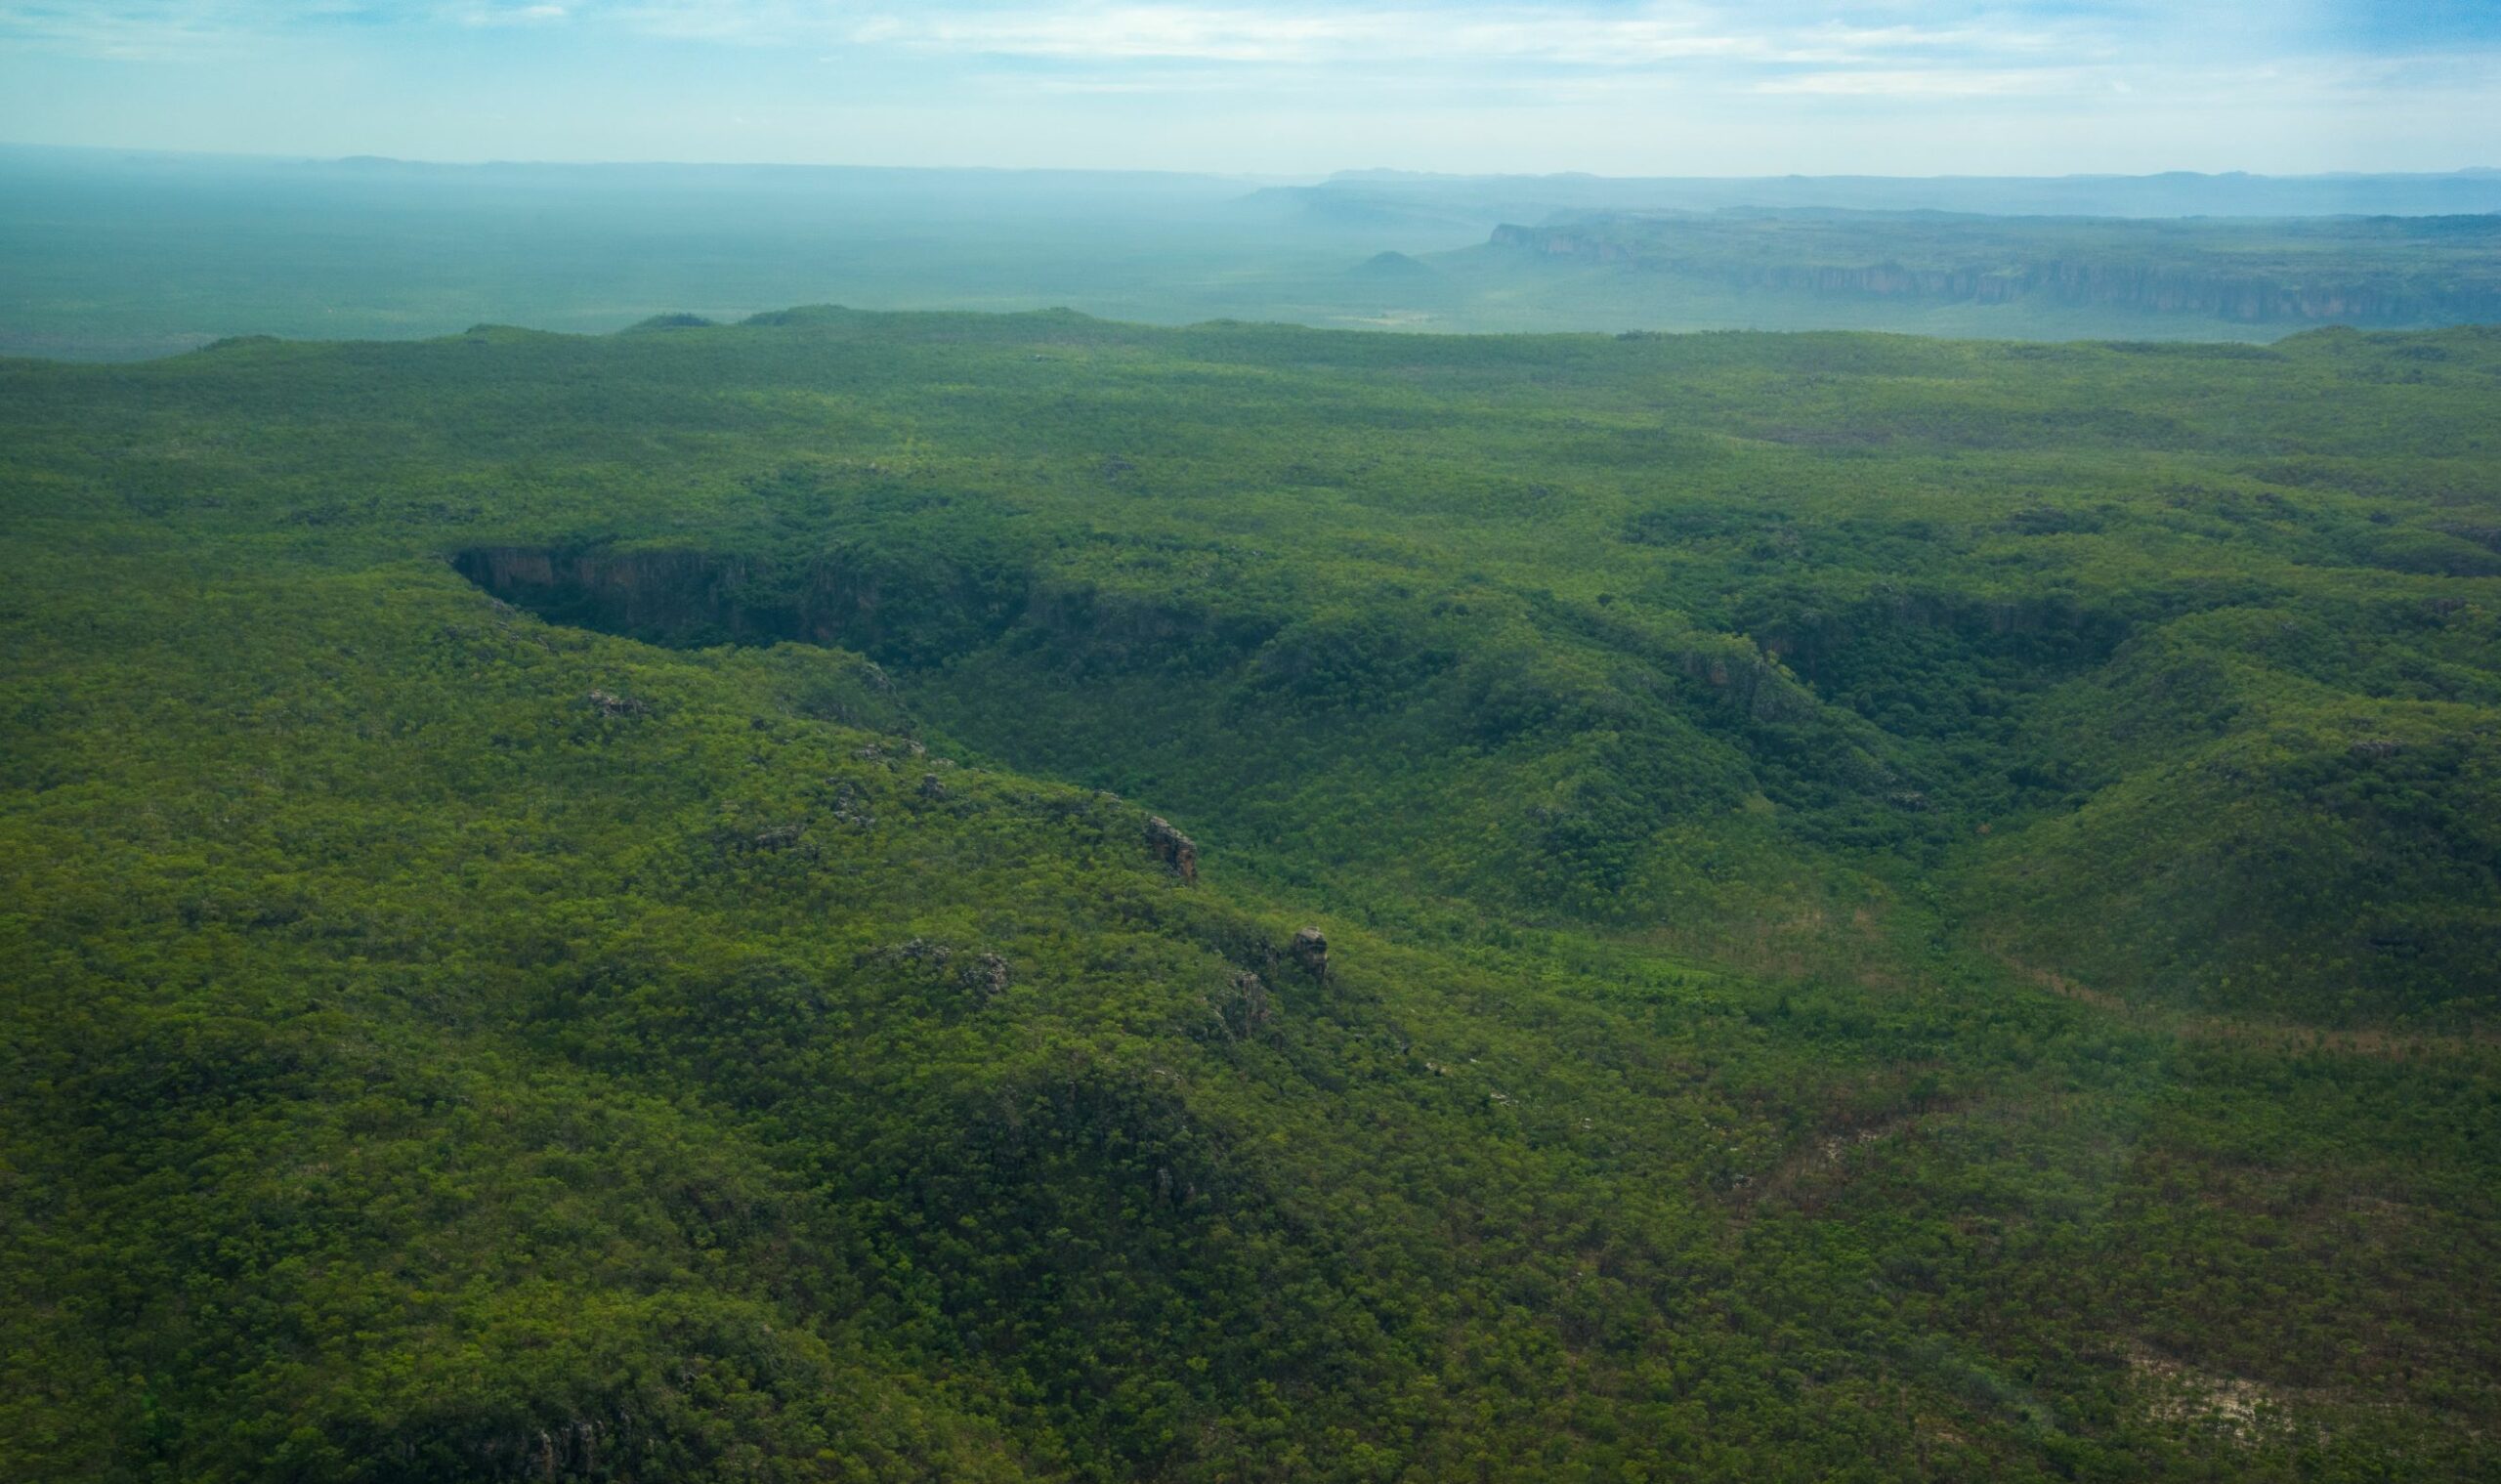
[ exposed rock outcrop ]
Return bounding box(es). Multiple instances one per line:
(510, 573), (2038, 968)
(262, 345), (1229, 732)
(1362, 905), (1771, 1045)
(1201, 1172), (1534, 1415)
(1289, 927), (1329, 981)
(1144, 817), (1198, 881)
(867, 938), (1013, 999)
(963, 952), (1011, 999)
(1217, 970), (1273, 1039)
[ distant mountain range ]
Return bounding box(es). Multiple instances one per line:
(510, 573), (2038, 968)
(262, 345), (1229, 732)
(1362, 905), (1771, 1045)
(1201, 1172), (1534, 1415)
(4, 144), (2496, 357)
(1476, 209), (2501, 327)
(1264, 167), (2501, 225)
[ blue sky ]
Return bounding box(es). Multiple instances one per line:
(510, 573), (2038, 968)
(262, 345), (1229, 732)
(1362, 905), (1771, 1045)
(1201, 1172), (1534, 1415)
(1, 1), (2494, 174)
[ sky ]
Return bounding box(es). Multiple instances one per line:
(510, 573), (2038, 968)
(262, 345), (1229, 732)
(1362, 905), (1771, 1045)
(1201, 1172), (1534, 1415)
(0, 1), (2495, 176)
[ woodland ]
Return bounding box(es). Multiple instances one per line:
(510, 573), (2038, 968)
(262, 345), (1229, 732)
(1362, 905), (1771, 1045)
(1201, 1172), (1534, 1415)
(2, 309), (2497, 1480)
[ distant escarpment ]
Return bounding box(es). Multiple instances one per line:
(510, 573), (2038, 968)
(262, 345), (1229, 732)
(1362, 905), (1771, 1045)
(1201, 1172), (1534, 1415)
(1490, 216), (2501, 325)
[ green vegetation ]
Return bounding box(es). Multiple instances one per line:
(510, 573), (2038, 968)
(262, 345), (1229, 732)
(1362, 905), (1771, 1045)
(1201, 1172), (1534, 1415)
(4, 309), (2498, 1480)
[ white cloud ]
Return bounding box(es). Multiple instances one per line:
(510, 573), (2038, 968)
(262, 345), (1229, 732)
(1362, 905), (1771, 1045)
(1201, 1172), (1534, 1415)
(832, 4), (2051, 67)
(5, 0), (2498, 173)
(0, 0), (2110, 71)
(1755, 66), (2076, 97)
(446, 0), (569, 22)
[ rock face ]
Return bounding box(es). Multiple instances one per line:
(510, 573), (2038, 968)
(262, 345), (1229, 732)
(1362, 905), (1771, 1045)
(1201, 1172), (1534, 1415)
(1290, 927), (1329, 981)
(457, 545), (1284, 681)
(1144, 817), (1198, 882)
(963, 952), (1010, 999)
(453, 544), (1027, 671)
(1223, 971), (1273, 1037)
(1488, 222), (2501, 325)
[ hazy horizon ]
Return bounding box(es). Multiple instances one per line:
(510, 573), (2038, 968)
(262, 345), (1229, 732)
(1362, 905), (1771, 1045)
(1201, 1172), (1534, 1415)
(9, 137), (2501, 183)
(8, 5), (2501, 1481)
(4, 2), (2497, 178)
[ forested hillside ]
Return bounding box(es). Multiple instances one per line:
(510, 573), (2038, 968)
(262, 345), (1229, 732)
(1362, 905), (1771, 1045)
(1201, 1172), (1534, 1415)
(4, 311), (2497, 1481)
